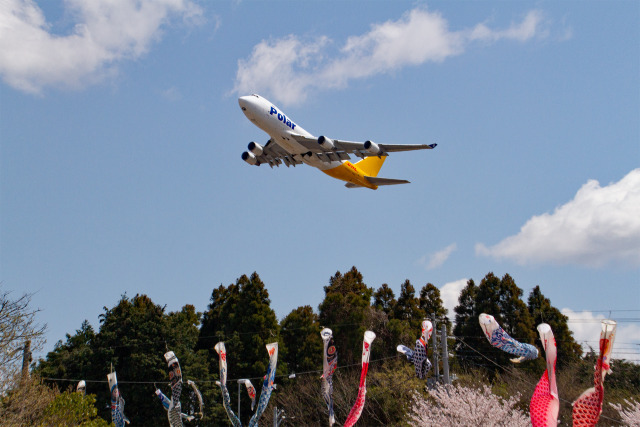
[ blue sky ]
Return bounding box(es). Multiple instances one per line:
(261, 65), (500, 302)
(1, 1), (638, 362)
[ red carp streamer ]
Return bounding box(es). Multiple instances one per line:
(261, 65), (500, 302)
(530, 323), (559, 427)
(572, 320), (617, 426)
(344, 331), (376, 427)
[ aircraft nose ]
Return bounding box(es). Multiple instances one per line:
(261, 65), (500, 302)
(238, 96), (251, 111)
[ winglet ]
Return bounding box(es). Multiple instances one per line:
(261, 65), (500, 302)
(429, 143), (437, 149)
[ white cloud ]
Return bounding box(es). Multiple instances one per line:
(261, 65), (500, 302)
(439, 278), (468, 318)
(476, 169), (640, 267)
(562, 308), (640, 361)
(419, 243), (457, 270)
(0, 0), (203, 94)
(233, 8), (545, 105)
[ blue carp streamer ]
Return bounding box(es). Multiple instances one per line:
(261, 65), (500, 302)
(479, 313), (538, 362)
(397, 320), (433, 379)
(321, 328), (338, 426)
(214, 342), (242, 427)
(248, 343), (279, 427)
(107, 371), (130, 427)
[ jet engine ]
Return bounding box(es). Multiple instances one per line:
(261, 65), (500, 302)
(364, 140), (381, 154)
(248, 141), (263, 156)
(317, 135), (334, 150)
(241, 151), (258, 165)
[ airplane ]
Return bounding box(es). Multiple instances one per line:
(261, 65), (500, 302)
(238, 94), (437, 189)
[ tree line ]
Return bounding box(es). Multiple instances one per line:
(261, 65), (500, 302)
(1, 268), (638, 425)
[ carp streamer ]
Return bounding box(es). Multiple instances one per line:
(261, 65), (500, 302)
(155, 350), (196, 424)
(397, 320), (433, 379)
(248, 342), (279, 427)
(572, 320), (617, 426)
(214, 342), (242, 427)
(243, 379), (257, 411)
(186, 379), (204, 420)
(529, 324), (559, 427)
(321, 328), (338, 426)
(344, 331), (376, 427)
(107, 371), (130, 426)
(479, 313), (538, 363)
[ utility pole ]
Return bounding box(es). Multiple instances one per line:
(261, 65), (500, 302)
(431, 313), (439, 382)
(21, 340), (31, 385)
(238, 379), (247, 420)
(441, 324), (450, 385)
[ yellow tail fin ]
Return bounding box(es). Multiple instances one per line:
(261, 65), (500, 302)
(355, 156), (386, 177)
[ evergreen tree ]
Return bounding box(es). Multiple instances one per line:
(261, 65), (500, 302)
(452, 279), (479, 367)
(467, 273), (537, 375)
(318, 267), (373, 364)
(37, 320), (96, 382)
(527, 286), (582, 366)
(280, 306), (322, 374)
(393, 280), (424, 329)
(89, 294), (169, 424)
(373, 283), (396, 316)
(419, 283), (450, 328)
(199, 273), (282, 425)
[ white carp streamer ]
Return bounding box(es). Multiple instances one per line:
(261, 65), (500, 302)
(244, 379), (257, 411)
(214, 342), (242, 427)
(321, 328), (338, 426)
(344, 331), (376, 427)
(397, 320), (433, 378)
(248, 342), (278, 427)
(107, 371), (130, 426)
(479, 313), (538, 363)
(572, 320), (616, 426)
(529, 324), (559, 427)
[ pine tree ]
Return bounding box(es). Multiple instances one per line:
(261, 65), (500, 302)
(90, 294), (169, 424)
(527, 286), (582, 366)
(393, 280), (424, 330)
(472, 273), (536, 374)
(453, 279), (479, 367)
(373, 283), (396, 316)
(280, 306), (322, 374)
(318, 267), (373, 364)
(419, 283), (449, 328)
(37, 320), (96, 381)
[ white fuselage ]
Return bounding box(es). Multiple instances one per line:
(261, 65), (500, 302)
(238, 94), (342, 171)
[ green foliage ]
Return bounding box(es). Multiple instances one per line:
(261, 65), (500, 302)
(453, 273), (537, 375)
(34, 268), (637, 426)
(280, 305), (322, 374)
(419, 282), (448, 321)
(527, 285), (582, 366)
(39, 392), (110, 426)
(198, 272), (283, 425)
(318, 267), (374, 365)
(393, 280), (424, 331)
(38, 320), (96, 382)
(373, 283), (396, 316)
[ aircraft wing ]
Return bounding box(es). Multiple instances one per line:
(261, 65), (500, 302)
(248, 139), (305, 168)
(291, 134), (436, 160)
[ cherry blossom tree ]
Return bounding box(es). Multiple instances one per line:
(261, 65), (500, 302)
(611, 399), (640, 426)
(408, 384), (529, 427)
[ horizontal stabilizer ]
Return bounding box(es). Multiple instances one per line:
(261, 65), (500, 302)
(365, 176), (410, 186)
